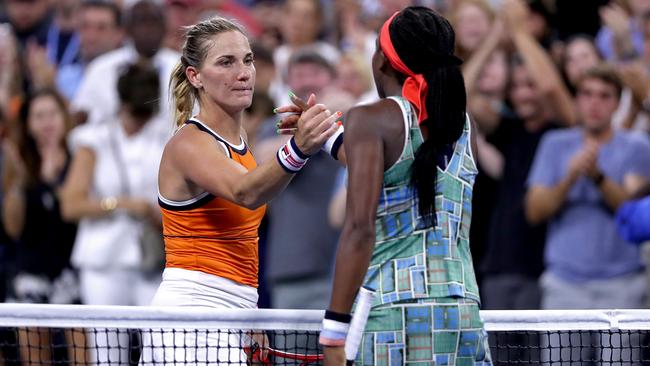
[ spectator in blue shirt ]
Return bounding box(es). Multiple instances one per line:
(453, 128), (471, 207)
(526, 63), (650, 364)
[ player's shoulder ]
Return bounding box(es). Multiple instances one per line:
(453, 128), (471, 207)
(346, 98), (401, 130)
(166, 121), (224, 159)
(349, 98), (400, 115)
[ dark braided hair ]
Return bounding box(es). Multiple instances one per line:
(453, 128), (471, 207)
(390, 6), (467, 224)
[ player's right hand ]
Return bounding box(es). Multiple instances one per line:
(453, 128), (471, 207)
(293, 103), (341, 156)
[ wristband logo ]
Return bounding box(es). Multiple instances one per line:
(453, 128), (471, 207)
(277, 139), (309, 173)
(281, 145), (303, 169)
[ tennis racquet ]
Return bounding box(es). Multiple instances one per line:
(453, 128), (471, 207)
(244, 287), (376, 365)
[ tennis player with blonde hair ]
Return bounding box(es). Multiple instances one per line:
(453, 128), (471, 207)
(141, 16), (341, 365)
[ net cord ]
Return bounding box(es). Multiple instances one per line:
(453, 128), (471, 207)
(0, 304), (649, 332)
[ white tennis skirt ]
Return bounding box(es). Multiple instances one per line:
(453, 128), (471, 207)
(140, 267), (259, 366)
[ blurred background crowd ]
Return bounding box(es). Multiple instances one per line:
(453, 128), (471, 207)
(0, 0), (650, 326)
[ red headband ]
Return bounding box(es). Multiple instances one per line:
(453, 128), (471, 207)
(379, 11), (428, 123)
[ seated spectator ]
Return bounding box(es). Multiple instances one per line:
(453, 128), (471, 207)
(2, 88), (83, 365)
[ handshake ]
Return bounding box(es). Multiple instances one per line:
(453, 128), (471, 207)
(275, 92), (345, 162)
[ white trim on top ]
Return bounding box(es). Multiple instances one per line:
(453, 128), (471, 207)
(189, 117), (246, 151)
(158, 190), (211, 206)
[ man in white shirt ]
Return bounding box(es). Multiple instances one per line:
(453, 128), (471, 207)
(72, 0), (179, 133)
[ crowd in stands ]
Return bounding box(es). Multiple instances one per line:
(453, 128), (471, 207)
(1, 0), (650, 362)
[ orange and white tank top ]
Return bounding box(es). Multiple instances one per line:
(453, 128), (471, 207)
(158, 118), (266, 288)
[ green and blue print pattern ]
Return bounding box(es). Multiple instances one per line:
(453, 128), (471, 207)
(356, 97), (490, 365)
(364, 96), (481, 306)
(358, 299), (492, 366)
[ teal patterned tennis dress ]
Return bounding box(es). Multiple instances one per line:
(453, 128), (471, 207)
(358, 96), (492, 366)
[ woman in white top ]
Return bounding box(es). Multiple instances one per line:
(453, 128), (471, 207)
(61, 64), (168, 364)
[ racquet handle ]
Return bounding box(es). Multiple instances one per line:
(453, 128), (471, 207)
(344, 287), (376, 364)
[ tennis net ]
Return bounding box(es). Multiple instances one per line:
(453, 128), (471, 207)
(0, 304), (647, 365)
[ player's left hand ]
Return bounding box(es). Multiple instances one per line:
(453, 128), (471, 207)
(323, 345), (347, 366)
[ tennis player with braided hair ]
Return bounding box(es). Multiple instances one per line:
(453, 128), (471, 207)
(315, 7), (493, 365)
(142, 16), (341, 365)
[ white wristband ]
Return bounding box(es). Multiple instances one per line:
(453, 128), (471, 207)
(277, 137), (309, 173)
(321, 124), (344, 160)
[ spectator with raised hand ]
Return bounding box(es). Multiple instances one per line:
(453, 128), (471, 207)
(597, 0), (650, 62)
(460, 17), (510, 287)
(56, 1), (124, 100)
(504, 0), (577, 125)
(615, 61), (650, 130)
(1, 88), (82, 365)
(71, 0), (178, 130)
(525, 63), (650, 363)
(609, 11), (650, 131)
(463, 18), (508, 132)
(475, 0), (574, 315)
(476, 52), (562, 312)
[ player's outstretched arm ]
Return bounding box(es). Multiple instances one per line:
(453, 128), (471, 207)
(170, 103), (341, 210)
(328, 105), (384, 314)
(321, 105), (383, 366)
